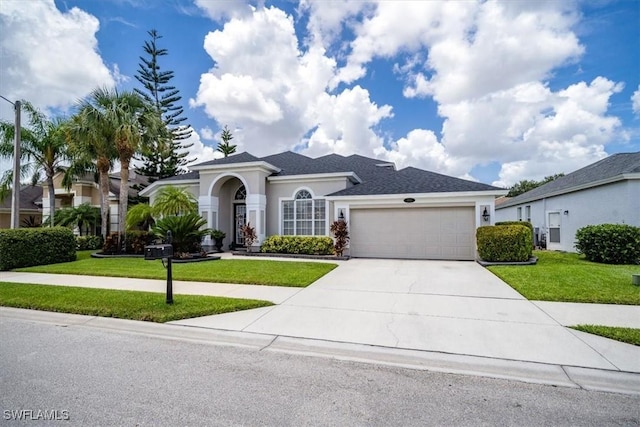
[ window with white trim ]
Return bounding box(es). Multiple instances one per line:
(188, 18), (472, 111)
(282, 190), (326, 235)
(517, 207), (522, 221)
(525, 205), (531, 222)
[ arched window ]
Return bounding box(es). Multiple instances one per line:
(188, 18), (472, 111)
(234, 185), (246, 201)
(282, 189), (326, 236)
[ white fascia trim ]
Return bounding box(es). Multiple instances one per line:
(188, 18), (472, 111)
(326, 190), (507, 202)
(190, 161), (281, 174)
(138, 179), (200, 197)
(496, 174), (637, 210)
(268, 172), (362, 184)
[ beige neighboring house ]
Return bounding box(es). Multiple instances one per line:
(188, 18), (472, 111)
(0, 185), (43, 228)
(1, 169), (147, 232)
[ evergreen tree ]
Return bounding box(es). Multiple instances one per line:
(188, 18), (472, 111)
(134, 29), (194, 189)
(217, 125), (237, 157)
(507, 173), (565, 197)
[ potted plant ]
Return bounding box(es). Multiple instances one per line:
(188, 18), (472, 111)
(241, 222), (257, 252)
(210, 229), (226, 252)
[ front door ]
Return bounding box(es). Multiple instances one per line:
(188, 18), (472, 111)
(547, 211), (561, 250)
(234, 204), (246, 246)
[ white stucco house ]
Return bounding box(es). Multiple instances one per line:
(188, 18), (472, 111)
(495, 152), (640, 252)
(140, 151), (506, 260)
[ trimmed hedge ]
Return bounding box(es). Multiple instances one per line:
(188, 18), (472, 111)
(0, 227), (76, 271)
(575, 224), (640, 264)
(476, 225), (533, 262)
(496, 220), (534, 248)
(260, 235), (334, 255)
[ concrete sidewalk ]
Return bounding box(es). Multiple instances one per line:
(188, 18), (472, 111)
(1, 260), (639, 395)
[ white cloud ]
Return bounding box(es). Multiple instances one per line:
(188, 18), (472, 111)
(184, 128), (223, 166)
(200, 127), (215, 141)
(0, 0), (114, 112)
(188, 1), (629, 188)
(194, 0), (253, 22)
(632, 85), (640, 116)
(191, 6), (389, 159)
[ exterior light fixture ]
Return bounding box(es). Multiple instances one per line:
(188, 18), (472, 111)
(482, 207), (490, 222)
(338, 209), (345, 221)
(563, 210), (569, 215)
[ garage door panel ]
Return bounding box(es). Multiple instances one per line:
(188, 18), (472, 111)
(350, 207), (475, 260)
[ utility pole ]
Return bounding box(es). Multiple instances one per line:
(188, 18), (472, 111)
(0, 96), (21, 229)
(11, 100), (21, 229)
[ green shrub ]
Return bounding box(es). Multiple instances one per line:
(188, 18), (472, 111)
(476, 225), (532, 262)
(152, 213), (210, 254)
(496, 221), (534, 248)
(125, 231), (155, 254)
(76, 235), (104, 251)
(575, 224), (640, 264)
(260, 235), (334, 255)
(0, 227), (76, 271)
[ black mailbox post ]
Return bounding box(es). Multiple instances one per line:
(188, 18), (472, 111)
(144, 232), (174, 304)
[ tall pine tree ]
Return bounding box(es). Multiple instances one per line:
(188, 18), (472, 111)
(134, 29), (193, 190)
(217, 125), (237, 157)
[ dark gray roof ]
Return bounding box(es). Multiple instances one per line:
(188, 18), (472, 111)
(165, 150), (502, 196)
(498, 152), (640, 209)
(0, 185), (42, 210)
(329, 167), (500, 196)
(192, 152), (261, 167)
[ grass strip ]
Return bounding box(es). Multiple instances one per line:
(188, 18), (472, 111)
(0, 282), (272, 323)
(488, 251), (640, 305)
(570, 325), (640, 346)
(16, 251), (337, 287)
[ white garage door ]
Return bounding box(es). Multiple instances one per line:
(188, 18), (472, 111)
(349, 207), (476, 260)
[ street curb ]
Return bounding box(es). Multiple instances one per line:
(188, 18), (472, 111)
(2, 307), (639, 396)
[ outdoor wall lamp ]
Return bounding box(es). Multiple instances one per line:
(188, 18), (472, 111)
(564, 210), (569, 215)
(482, 207), (490, 222)
(338, 209), (345, 221)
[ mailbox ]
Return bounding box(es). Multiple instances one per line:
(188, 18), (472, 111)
(144, 244), (173, 260)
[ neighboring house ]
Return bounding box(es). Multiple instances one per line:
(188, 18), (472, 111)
(140, 151), (506, 260)
(495, 152), (640, 252)
(0, 185), (43, 228)
(41, 169), (147, 235)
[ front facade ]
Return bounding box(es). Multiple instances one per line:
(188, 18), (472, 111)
(495, 152), (640, 252)
(0, 185), (43, 228)
(141, 151), (506, 260)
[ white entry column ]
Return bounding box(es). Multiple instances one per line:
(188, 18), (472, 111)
(245, 193), (267, 248)
(199, 195), (218, 245)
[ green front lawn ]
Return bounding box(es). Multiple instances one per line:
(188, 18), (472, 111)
(488, 251), (640, 305)
(0, 282), (272, 323)
(16, 251), (337, 287)
(570, 325), (640, 346)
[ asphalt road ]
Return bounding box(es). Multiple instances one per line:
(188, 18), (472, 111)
(1, 318), (638, 426)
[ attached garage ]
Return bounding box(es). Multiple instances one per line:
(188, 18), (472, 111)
(349, 206), (476, 260)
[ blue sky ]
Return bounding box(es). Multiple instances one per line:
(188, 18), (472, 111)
(1, 0), (638, 187)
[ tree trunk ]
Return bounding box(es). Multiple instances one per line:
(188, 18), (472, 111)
(46, 174), (56, 227)
(97, 158), (110, 241)
(119, 159), (130, 253)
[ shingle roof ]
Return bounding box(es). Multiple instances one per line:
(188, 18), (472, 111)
(164, 150), (502, 196)
(329, 166), (500, 196)
(0, 185), (42, 210)
(192, 152), (261, 167)
(498, 152), (640, 209)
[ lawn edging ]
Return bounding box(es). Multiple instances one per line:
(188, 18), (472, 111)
(232, 251), (350, 261)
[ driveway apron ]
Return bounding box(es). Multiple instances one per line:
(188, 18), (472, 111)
(172, 259), (640, 372)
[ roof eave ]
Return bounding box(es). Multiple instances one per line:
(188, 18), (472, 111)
(191, 161), (281, 174)
(138, 179), (200, 197)
(497, 173), (637, 209)
(268, 171), (362, 184)
(327, 189), (507, 200)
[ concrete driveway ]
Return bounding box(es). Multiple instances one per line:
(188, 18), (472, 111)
(173, 259), (640, 373)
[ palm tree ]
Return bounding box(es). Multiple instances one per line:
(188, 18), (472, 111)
(48, 203), (100, 236)
(0, 101), (71, 226)
(71, 87), (164, 246)
(152, 185), (198, 217)
(68, 93), (117, 240)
